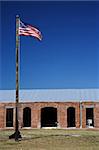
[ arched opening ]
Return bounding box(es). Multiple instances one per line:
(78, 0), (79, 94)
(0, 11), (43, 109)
(86, 108), (94, 127)
(6, 108), (13, 127)
(41, 107), (57, 127)
(23, 107), (31, 127)
(67, 107), (75, 127)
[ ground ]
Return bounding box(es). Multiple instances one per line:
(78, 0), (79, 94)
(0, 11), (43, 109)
(0, 129), (99, 150)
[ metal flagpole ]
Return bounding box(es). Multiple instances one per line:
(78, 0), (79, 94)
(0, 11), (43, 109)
(9, 15), (42, 140)
(15, 14), (21, 141)
(9, 15), (22, 141)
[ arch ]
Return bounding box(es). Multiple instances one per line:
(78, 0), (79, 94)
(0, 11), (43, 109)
(23, 107), (31, 127)
(6, 108), (13, 127)
(67, 107), (75, 127)
(86, 108), (94, 127)
(41, 107), (57, 127)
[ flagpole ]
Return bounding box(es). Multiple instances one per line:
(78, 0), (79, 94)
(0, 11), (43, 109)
(9, 15), (42, 141)
(15, 15), (20, 141)
(9, 15), (22, 141)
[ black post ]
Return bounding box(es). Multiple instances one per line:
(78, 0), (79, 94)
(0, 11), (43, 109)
(15, 15), (20, 141)
(9, 15), (22, 141)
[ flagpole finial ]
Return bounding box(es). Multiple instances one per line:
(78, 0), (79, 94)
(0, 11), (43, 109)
(16, 15), (19, 18)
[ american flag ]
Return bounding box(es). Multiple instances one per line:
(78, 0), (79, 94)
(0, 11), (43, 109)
(19, 20), (42, 41)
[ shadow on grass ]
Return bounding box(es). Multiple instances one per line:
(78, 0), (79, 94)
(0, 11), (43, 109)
(0, 134), (81, 141)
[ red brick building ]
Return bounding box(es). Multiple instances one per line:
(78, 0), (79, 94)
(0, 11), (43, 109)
(0, 89), (99, 129)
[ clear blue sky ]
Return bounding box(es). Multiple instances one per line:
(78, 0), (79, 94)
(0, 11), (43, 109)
(0, 1), (99, 89)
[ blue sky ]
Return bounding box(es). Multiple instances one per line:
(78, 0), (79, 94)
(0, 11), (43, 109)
(0, 1), (99, 89)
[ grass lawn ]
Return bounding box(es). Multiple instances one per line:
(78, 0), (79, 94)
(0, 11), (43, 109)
(0, 129), (99, 150)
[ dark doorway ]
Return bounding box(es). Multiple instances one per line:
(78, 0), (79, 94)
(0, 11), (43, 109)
(86, 108), (94, 127)
(6, 108), (13, 127)
(41, 107), (57, 127)
(23, 107), (31, 127)
(67, 107), (75, 127)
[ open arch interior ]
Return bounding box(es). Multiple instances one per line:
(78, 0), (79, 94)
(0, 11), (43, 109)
(86, 108), (94, 127)
(67, 107), (75, 127)
(41, 107), (57, 127)
(23, 107), (31, 127)
(6, 108), (13, 127)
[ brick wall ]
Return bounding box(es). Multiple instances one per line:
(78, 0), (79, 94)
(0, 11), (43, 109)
(94, 103), (99, 127)
(0, 103), (5, 128)
(0, 101), (99, 129)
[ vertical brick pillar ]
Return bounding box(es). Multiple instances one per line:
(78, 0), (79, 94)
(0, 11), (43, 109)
(0, 104), (5, 129)
(76, 103), (80, 128)
(18, 104), (23, 129)
(31, 104), (40, 128)
(94, 103), (99, 128)
(82, 104), (86, 128)
(13, 106), (16, 129)
(58, 104), (67, 128)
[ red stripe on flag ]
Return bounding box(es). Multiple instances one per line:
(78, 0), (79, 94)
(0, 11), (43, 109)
(19, 21), (42, 40)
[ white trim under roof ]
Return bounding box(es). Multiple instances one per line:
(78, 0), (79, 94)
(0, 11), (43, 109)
(0, 89), (99, 102)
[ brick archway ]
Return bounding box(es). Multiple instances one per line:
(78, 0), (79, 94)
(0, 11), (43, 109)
(67, 107), (75, 127)
(23, 107), (31, 127)
(86, 108), (94, 127)
(41, 107), (57, 127)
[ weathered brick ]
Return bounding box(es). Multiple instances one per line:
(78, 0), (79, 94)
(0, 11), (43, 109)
(0, 102), (99, 129)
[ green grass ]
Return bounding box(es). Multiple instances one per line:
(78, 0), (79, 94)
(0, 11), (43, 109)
(0, 129), (99, 150)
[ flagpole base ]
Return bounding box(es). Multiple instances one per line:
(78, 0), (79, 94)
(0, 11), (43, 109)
(9, 130), (22, 141)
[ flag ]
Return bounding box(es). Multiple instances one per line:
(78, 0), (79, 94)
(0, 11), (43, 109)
(19, 20), (42, 40)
